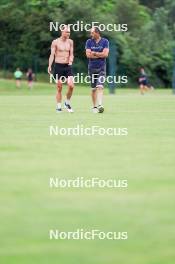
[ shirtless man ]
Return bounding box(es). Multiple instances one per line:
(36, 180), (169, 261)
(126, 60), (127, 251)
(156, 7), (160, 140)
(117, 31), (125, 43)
(48, 25), (74, 112)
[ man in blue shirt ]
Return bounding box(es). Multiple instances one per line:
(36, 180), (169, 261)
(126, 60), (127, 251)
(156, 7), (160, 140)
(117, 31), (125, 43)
(85, 27), (109, 113)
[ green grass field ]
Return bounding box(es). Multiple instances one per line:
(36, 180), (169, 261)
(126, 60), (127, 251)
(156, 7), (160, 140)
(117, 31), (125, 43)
(0, 78), (175, 264)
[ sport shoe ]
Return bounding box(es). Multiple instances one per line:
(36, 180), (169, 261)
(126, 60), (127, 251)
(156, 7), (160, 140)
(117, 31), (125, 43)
(56, 108), (62, 113)
(98, 105), (104, 113)
(92, 107), (99, 113)
(64, 102), (74, 113)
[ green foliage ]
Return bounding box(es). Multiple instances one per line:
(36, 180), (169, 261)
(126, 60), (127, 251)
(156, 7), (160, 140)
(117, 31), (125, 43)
(0, 0), (174, 87)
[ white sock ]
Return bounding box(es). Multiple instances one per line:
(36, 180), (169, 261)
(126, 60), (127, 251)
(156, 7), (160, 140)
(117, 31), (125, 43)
(65, 99), (70, 105)
(57, 103), (62, 109)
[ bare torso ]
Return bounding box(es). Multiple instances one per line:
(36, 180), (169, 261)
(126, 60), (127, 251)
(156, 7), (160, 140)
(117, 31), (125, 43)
(53, 38), (73, 64)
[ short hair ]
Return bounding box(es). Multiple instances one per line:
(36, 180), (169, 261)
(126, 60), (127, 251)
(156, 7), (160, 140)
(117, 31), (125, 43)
(94, 27), (100, 34)
(60, 24), (70, 32)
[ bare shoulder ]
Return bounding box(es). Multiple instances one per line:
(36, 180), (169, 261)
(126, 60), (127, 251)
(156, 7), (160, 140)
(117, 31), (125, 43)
(51, 39), (57, 46)
(69, 39), (74, 44)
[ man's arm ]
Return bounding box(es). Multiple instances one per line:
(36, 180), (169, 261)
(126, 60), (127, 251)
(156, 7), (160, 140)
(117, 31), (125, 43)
(69, 40), (74, 65)
(48, 40), (56, 74)
(92, 48), (109, 58)
(85, 39), (98, 58)
(86, 49), (99, 59)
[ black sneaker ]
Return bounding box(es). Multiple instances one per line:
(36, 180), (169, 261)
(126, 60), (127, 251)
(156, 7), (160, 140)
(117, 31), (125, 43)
(98, 105), (104, 113)
(56, 108), (62, 113)
(64, 102), (74, 113)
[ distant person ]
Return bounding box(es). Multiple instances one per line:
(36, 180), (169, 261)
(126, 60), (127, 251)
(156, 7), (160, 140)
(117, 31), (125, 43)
(26, 68), (35, 89)
(14, 68), (23, 87)
(139, 67), (154, 95)
(138, 67), (149, 95)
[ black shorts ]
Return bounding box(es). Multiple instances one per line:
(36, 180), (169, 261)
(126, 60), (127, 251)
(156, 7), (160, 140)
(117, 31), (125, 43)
(139, 79), (148, 86)
(54, 63), (73, 81)
(88, 66), (106, 89)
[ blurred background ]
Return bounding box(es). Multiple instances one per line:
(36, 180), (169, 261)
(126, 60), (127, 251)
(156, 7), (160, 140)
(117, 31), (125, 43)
(0, 0), (175, 87)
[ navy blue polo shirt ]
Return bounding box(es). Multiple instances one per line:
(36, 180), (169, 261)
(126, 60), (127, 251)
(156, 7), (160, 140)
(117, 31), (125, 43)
(85, 38), (109, 69)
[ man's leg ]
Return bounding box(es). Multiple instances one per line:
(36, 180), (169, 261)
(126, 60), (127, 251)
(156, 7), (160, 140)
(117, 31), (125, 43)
(28, 81), (33, 89)
(96, 87), (104, 113)
(97, 86), (103, 106)
(95, 70), (105, 113)
(91, 89), (99, 113)
(66, 76), (74, 100)
(90, 70), (99, 113)
(64, 76), (74, 112)
(144, 85), (149, 92)
(56, 80), (62, 111)
(16, 80), (20, 88)
(91, 88), (97, 107)
(140, 84), (144, 95)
